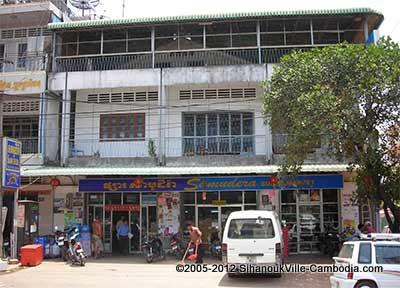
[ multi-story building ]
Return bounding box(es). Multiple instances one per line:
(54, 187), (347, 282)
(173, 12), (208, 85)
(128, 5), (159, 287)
(0, 0), (70, 249)
(20, 8), (383, 255)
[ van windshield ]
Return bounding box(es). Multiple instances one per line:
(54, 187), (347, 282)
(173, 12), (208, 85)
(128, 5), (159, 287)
(227, 218), (275, 239)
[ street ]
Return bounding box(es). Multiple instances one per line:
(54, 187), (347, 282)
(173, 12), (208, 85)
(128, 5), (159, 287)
(0, 258), (330, 288)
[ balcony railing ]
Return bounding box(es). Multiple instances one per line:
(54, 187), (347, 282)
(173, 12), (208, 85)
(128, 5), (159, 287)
(68, 135), (267, 158)
(0, 53), (49, 72)
(20, 137), (39, 154)
(54, 46), (318, 72)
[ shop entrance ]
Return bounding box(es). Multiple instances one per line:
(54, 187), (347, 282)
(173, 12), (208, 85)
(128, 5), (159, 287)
(280, 189), (339, 254)
(141, 206), (158, 242)
(111, 211), (129, 254)
(196, 205), (242, 243)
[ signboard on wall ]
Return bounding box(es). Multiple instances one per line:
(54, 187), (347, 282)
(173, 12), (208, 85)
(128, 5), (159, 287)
(2, 137), (21, 189)
(79, 175), (343, 193)
(0, 71), (46, 95)
(16, 205), (25, 228)
(342, 185), (359, 229)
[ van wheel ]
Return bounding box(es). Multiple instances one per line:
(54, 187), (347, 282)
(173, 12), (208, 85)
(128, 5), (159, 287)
(354, 281), (377, 288)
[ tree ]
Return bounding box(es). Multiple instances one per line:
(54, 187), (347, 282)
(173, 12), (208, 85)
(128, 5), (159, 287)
(263, 38), (400, 232)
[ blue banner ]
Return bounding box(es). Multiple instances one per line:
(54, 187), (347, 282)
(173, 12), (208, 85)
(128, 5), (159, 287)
(2, 138), (21, 189)
(79, 174), (343, 193)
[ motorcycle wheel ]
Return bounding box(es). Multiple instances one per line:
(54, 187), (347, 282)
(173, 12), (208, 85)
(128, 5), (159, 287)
(80, 258), (86, 266)
(146, 253), (153, 263)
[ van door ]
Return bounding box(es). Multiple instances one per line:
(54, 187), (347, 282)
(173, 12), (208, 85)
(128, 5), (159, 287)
(374, 244), (400, 288)
(225, 218), (277, 264)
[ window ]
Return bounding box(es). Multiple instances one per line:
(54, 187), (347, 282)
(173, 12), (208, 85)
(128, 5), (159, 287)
(375, 245), (400, 264)
(228, 218), (275, 239)
(3, 116), (39, 154)
(100, 113), (145, 141)
(183, 112), (254, 155)
(206, 21), (257, 48)
(17, 43), (27, 68)
(0, 44), (4, 71)
(358, 243), (371, 264)
(338, 244), (354, 259)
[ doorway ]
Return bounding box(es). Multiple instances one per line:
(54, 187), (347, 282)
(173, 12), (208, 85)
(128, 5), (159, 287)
(111, 211), (129, 255)
(197, 205), (242, 243)
(141, 206), (158, 242)
(280, 189), (339, 254)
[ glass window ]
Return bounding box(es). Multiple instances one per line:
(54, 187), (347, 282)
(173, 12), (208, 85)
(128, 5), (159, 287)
(105, 193), (122, 204)
(323, 189), (338, 203)
(88, 193), (103, 205)
(220, 191), (243, 204)
(17, 43), (27, 68)
(183, 206), (195, 223)
(195, 115), (206, 136)
(219, 113), (230, 135)
(100, 113), (145, 141)
(375, 245), (400, 264)
(358, 243), (371, 264)
(207, 114), (218, 136)
(242, 113), (253, 135)
(338, 244), (354, 259)
(281, 190), (296, 204)
(228, 218), (275, 239)
(244, 191), (256, 204)
(183, 192), (195, 205)
(123, 193), (140, 204)
(197, 191), (218, 204)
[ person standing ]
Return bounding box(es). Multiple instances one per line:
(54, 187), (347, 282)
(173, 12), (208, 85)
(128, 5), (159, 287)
(92, 216), (104, 259)
(188, 224), (204, 264)
(117, 219), (129, 255)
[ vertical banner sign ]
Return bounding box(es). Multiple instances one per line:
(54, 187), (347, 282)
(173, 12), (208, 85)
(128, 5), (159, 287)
(2, 138), (21, 189)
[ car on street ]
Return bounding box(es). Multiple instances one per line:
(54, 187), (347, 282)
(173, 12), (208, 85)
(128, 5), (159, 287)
(330, 233), (400, 288)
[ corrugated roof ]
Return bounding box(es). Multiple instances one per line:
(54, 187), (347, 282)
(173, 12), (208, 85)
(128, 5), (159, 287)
(21, 164), (348, 177)
(48, 8), (383, 30)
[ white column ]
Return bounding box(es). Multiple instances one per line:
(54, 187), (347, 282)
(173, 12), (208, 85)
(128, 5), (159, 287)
(60, 76), (71, 165)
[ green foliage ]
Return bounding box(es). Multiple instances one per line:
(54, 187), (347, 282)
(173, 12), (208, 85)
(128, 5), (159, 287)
(264, 38), (400, 231)
(148, 139), (156, 158)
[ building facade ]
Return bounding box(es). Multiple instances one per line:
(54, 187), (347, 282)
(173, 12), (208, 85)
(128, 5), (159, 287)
(9, 7), (383, 255)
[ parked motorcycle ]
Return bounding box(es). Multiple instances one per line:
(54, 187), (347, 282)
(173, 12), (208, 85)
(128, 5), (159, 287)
(66, 227), (86, 266)
(142, 235), (165, 263)
(55, 227), (68, 261)
(169, 233), (186, 259)
(209, 231), (222, 260)
(322, 231), (340, 257)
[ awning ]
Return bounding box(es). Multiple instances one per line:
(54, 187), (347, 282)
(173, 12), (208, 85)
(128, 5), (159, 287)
(21, 164), (348, 177)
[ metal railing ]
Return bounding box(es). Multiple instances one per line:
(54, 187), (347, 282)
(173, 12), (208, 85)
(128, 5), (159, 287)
(54, 46), (315, 72)
(68, 135), (267, 158)
(20, 138), (39, 154)
(0, 53), (49, 72)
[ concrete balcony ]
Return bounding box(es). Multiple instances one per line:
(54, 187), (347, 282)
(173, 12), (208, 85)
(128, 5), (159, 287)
(66, 135), (270, 167)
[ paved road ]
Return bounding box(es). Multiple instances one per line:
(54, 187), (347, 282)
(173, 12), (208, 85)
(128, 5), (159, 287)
(0, 260), (331, 288)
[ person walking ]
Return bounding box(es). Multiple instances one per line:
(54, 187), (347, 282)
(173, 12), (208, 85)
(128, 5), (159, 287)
(188, 224), (204, 264)
(117, 219), (130, 255)
(92, 216), (104, 259)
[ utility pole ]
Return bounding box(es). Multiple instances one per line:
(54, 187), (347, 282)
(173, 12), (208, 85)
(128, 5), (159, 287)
(122, 0), (126, 18)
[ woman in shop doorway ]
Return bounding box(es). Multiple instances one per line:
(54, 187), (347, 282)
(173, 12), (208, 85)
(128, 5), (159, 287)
(92, 216), (104, 259)
(117, 219), (130, 255)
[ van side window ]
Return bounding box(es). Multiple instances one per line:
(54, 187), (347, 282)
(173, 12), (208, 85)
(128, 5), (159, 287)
(358, 243), (371, 264)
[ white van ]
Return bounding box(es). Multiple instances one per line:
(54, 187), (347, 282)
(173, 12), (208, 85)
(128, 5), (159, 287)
(222, 210), (283, 276)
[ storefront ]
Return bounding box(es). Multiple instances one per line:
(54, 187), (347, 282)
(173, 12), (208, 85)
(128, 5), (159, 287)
(78, 173), (344, 255)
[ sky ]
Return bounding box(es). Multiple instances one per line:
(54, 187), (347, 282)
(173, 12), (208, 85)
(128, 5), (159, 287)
(80, 0), (400, 42)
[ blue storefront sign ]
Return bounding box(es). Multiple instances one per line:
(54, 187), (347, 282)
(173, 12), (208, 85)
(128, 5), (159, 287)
(2, 138), (21, 189)
(79, 174), (343, 193)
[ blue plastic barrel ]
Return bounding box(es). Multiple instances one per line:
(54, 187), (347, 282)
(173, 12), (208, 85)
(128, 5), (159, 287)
(33, 236), (46, 257)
